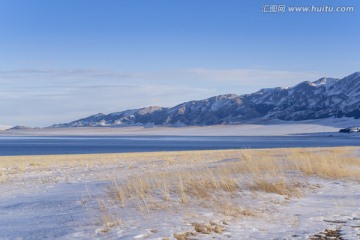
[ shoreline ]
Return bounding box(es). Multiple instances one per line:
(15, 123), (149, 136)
(0, 124), (345, 137)
(3, 117), (360, 137)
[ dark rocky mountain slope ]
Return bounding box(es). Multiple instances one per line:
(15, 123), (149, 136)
(51, 72), (360, 128)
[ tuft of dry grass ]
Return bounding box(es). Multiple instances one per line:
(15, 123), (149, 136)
(210, 200), (257, 217)
(249, 177), (295, 196)
(192, 222), (212, 234)
(107, 169), (243, 212)
(240, 151), (300, 196)
(288, 149), (360, 180)
(172, 222), (225, 240)
(173, 231), (196, 240)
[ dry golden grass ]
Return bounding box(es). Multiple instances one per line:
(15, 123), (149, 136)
(107, 168), (245, 217)
(173, 231), (196, 240)
(101, 149), (310, 226)
(239, 152), (300, 196)
(288, 149), (360, 180)
(172, 221), (225, 240)
(192, 222), (212, 234)
(2, 146), (360, 235)
(1, 147), (359, 192)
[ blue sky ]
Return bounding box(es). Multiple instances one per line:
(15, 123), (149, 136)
(0, 0), (359, 126)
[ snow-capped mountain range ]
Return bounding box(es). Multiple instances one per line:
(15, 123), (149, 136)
(51, 72), (360, 128)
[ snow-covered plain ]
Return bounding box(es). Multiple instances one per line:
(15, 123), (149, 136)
(2, 117), (360, 137)
(0, 148), (359, 240)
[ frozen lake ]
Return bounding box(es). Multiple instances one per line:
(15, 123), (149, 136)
(0, 135), (358, 156)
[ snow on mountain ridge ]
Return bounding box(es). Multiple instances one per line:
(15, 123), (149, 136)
(50, 72), (360, 128)
(311, 77), (338, 89)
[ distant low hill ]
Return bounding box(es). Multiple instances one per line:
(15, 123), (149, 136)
(50, 72), (360, 128)
(9, 126), (33, 130)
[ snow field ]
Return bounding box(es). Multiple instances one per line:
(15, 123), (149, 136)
(0, 147), (359, 239)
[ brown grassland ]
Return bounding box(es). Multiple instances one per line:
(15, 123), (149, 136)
(0, 147), (359, 237)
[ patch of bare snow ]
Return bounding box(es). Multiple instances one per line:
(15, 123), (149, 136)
(225, 178), (360, 239)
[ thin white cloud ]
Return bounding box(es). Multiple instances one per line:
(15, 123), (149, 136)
(183, 68), (320, 87)
(0, 68), (326, 127)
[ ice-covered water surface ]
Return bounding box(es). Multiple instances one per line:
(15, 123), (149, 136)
(0, 135), (360, 156)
